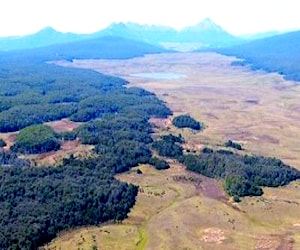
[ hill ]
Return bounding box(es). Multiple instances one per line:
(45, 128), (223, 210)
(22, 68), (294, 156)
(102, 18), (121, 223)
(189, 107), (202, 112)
(218, 30), (300, 81)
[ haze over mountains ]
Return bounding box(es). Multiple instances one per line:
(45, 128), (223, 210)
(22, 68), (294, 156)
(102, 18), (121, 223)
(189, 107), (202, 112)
(0, 18), (240, 51)
(1, 17), (299, 83)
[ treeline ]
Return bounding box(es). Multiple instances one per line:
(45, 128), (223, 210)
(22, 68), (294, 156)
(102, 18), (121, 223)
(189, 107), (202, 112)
(180, 150), (300, 198)
(172, 115), (201, 130)
(152, 134), (300, 199)
(225, 140), (243, 150)
(0, 55), (172, 249)
(152, 134), (184, 158)
(0, 154), (138, 249)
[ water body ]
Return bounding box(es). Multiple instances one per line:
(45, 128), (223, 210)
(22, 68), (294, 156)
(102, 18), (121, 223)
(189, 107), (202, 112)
(131, 72), (186, 80)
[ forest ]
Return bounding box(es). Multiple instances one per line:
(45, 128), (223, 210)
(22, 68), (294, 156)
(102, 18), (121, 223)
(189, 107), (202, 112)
(0, 55), (172, 249)
(152, 135), (300, 199)
(11, 125), (60, 154)
(219, 31), (300, 81)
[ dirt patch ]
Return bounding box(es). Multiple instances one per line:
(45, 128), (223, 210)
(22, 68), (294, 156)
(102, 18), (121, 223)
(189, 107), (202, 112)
(197, 175), (226, 201)
(200, 228), (226, 244)
(45, 119), (82, 133)
(149, 117), (172, 130)
(25, 140), (93, 166)
(255, 235), (280, 250)
(0, 132), (18, 149)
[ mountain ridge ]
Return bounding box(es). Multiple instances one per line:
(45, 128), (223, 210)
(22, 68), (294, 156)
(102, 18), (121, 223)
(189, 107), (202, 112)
(0, 19), (241, 51)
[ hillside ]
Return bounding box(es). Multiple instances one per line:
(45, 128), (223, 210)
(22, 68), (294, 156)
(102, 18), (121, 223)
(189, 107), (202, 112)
(218, 30), (300, 81)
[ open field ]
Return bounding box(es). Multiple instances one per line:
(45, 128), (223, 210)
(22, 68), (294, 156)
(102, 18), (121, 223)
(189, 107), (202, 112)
(45, 119), (82, 133)
(22, 140), (93, 166)
(45, 164), (300, 250)
(46, 52), (300, 249)
(57, 52), (300, 169)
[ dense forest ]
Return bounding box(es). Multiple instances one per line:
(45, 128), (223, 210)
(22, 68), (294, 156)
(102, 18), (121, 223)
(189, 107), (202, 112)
(152, 134), (184, 158)
(11, 125), (60, 154)
(181, 150), (300, 198)
(218, 31), (300, 81)
(0, 52), (172, 249)
(0, 152), (138, 249)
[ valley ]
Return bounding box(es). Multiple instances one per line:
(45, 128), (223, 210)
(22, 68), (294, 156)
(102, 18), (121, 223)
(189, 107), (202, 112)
(58, 52), (300, 169)
(45, 52), (300, 249)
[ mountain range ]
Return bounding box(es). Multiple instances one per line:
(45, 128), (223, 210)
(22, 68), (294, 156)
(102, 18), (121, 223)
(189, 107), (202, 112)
(0, 18), (241, 51)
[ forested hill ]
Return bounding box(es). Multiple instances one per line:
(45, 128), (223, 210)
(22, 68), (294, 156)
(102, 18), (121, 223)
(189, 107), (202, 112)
(217, 30), (300, 81)
(0, 36), (169, 63)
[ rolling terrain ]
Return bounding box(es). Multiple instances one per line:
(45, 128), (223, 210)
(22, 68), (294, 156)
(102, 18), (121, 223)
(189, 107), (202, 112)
(0, 23), (300, 249)
(48, 52), (300, 249)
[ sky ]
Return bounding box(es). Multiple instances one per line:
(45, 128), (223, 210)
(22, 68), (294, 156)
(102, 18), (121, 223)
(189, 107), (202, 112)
(0, 0), (299, 37)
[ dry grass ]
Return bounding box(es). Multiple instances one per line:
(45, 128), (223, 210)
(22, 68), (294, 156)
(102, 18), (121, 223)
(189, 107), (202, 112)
(45, 119), (82, 133)
(22, 140), (93, 166)
(45, 164), (300, 250)
(45, 53), (300, 249)
(0, 131), (18, 150)
(61, 52), (300, 169)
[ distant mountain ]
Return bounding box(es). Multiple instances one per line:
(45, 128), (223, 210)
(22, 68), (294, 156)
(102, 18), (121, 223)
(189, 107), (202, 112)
(0, 27), (85, 51)
(96, 22), (177, 43)
(1, 36), (169, 62)
(0, 19), (241, 52)
(218, 30), (300, 81)
(178, 18), (239, 47)
(97, 18), (241, 49)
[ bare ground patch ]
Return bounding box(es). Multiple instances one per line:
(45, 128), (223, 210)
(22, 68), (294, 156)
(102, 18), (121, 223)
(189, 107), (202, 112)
(24, 140), (93, 166)
(45, 119), (82, 133)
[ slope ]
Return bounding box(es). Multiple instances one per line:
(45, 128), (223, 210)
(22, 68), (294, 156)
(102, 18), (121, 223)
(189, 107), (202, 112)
(0, 36), (169, 63)
(218, 30), (300, 81)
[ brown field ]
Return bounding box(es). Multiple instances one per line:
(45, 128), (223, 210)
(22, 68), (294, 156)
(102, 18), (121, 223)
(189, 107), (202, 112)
(57, 52), (300, 168)
(45, 119), (82, 133)
(45, 52), (300, 249)
(45, 164), (300, 250)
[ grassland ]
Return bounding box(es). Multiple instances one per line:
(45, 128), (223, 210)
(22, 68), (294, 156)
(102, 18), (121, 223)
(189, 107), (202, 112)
(58, 52), (300, 169)
(45, 164), (300, 250)
(45, 52), (300, 249)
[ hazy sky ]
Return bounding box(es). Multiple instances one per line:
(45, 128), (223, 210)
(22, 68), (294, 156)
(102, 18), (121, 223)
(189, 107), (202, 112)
(0, 0), (299, 37)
